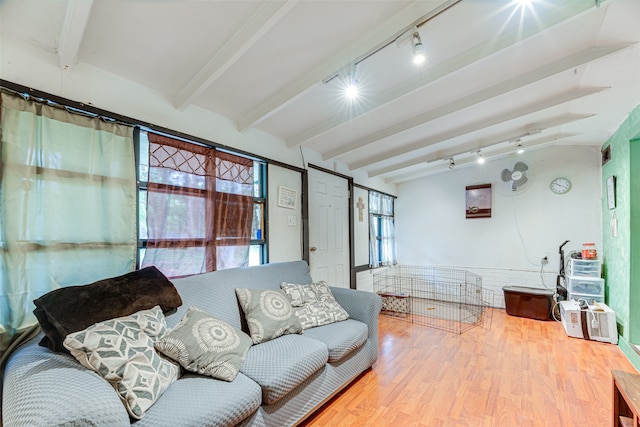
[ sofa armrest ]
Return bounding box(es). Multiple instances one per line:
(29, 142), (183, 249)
(330, 287), (381, 332)
(2, 335), (130, 426)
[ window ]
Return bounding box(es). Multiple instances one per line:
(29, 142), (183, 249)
(369, 191), (396, 267)
(136, 130), (266, 277)
(0, 84), (271, 348)
(250, 160), (267, 266)
(0, 92), (136, 342)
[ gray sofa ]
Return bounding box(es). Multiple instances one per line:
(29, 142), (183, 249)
(2, 260), (382, 426)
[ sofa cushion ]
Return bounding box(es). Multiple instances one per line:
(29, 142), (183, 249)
(280, 281), (349, 330)
(34, 266), (182, 353)
(155, 306), (252, 382)
(63, 306), (179, 420)
(235, 288), (303, 344)
(135, 372), (262, 427)
(302, 319), (368, 363)
(240, 334), (328, 404)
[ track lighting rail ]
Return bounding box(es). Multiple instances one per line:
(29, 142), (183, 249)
(321, 0), (462, 84)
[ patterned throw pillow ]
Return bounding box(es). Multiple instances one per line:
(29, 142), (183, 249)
(280, 281), (350, 330)
(235, 288), (303, 344)
(63, 306), (179, 420)
(155, 306), (252, 382)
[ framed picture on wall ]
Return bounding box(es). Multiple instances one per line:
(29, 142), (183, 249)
(277, 186), (297, 209)
(607, 176), (616, 210)
(466, 184), (492, 218)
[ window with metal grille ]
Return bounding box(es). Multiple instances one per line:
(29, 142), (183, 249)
(136, 129), (266, 277)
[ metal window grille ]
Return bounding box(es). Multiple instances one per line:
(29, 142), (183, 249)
(374, 265), (494, 334)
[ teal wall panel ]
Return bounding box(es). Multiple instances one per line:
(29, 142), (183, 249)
(602, 104), (640, 348)
(629, 137), (640, 343)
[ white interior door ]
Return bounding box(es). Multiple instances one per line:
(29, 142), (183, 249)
(308, 168), (350, 288)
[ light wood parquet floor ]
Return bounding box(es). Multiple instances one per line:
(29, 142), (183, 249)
(301, 308), (637, 427)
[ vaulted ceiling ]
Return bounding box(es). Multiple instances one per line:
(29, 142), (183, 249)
(2, 0), (639, 183)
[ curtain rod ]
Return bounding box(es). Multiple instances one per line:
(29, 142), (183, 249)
(0, 80), (306, 174)
(353, 183), (397, 200)
(0, 86), (135, 127)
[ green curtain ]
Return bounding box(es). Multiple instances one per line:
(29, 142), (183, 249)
(0, 93), (137, 351)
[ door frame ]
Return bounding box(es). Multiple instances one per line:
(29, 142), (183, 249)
(303, 164), (355, 289)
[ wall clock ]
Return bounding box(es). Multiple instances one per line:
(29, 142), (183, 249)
(550, 177), (572, 194)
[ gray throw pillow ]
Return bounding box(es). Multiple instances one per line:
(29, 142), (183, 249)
(280, 281), (350, 330)
(63, 306), (179, 420)
(235, 288), (303, 344)
(155, 306), (252, 382)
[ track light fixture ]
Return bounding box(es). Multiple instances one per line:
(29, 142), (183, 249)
(448, 158), (455, 169)
(516, 143), (525, 154)
(476, 150), (485, 164)
(344, 65), (360, 100)
(322, 1), (462, 100)
(411, 32), (426, 65)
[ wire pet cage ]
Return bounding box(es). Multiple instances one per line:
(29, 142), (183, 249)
(374, 265), (494, 334)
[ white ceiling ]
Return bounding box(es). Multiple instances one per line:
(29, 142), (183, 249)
(2, 0), (639, 183)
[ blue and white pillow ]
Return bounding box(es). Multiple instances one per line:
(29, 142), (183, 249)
(155, 306), (252, 382)
(235, 288), (303, 344)
(63, 306), (179, 420)
(280, 281), (349, 330)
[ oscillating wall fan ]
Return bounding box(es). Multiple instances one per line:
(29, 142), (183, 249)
(501, 161), (529, 191)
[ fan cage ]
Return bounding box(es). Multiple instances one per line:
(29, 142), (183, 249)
(373, 265), (494, 334)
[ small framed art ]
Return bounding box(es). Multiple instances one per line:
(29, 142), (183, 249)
(466, 184), (492, 219)
(277, 186), (297, 209)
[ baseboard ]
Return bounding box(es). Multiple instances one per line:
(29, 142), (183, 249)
(618, 335), (640, 371)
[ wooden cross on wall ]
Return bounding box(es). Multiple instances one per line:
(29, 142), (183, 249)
(357, 197), (365, 222)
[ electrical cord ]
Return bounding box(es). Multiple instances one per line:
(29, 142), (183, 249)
(539, 262), (550, 289)
(299, 146), (307, 169)
(551, 298), (562, 322)
(510, 197), (540, 267)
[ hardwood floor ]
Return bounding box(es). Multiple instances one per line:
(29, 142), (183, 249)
(302, 309), (637, 426)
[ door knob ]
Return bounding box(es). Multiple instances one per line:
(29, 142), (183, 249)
(310, 246), (317, 253)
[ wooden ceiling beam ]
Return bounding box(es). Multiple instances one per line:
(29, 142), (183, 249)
(57, 0), (94, 70)
(236, 0), (455, 132)
(173, 1), (298, 111)
(385, 132), (576, 184)
(320, 44), (632, 161)
(357, 87), (607, 176)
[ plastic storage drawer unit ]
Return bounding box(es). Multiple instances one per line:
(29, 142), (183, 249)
(503, 286), (555, 321)
(567, 276), (604, 295)
(568, 259), (602, 278)
(567, 276), (604, 303)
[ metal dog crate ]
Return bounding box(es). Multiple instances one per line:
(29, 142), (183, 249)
(374, 265), (493, 334)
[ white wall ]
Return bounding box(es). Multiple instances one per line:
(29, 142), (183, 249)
(268, 165), (303, 262)
(395, 145), (603, 307)
(353, 186), (370, 267)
